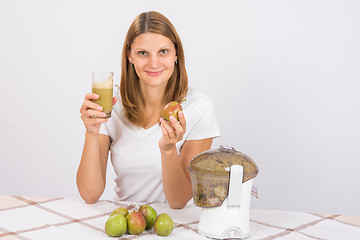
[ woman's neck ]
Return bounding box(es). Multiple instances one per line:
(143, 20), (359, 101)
(141, 83), (166, 107)
(140, 85), (166, 129)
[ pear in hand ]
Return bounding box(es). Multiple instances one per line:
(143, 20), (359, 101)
(162, 101), (183, 122)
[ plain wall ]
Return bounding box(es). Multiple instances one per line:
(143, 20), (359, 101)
(0, 0), (359, 215)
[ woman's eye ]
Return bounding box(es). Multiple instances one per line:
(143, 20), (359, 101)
(138, 51), (147, 56)
(160, 49), (168, 54)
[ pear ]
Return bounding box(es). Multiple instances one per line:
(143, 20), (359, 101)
(110, 207), (128, 217)
(162, 101), (182, 122)
(154, 213), (174, 237)
(105, 214), (127, 237)
(126, 211), (146, 235)
(139, 205), (157, 229)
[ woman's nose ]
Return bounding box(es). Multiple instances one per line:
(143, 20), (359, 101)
(148, 55), (160, 69)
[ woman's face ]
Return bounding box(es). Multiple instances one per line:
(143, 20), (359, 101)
(128, 33), (177, 90)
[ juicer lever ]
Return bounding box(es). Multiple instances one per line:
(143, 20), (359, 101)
(227, 165), (243, 206)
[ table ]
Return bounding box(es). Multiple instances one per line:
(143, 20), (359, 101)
(0, 196), (359, 240)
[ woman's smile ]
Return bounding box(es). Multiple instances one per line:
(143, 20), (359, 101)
(146, 70), (164, 77)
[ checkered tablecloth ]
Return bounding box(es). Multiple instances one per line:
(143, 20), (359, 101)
(0, 196), (359, 240)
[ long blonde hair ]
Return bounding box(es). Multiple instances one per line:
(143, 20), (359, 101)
(120, 11), (188, 127)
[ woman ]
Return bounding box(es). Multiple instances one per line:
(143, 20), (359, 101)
(78, 11), (220, 209)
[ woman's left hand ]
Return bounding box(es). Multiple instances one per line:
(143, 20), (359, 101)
(158, 111), (186, 152)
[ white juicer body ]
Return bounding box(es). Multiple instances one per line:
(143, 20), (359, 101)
(198, 165), (253, 239)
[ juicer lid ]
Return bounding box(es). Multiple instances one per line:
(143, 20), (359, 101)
(189, 145), (259, 182)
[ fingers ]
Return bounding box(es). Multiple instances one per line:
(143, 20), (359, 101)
(160, 111), (186, 141)
(80, 93), (102, 114)
(160, 121), (169, 138)
(84, 109), (107, 119)
(177, 111), (186, 132)
(167, 111), (186, 135)
(85, 93), (99, 100)
(113, 97), (118, 105)
(80, 93), (109, 133)
(82, 93), (101, 110)
(161, 118), (177, 139)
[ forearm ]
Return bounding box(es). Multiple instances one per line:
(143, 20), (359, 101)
(77, 133), (106, 203)
(161, 146), (193, 209)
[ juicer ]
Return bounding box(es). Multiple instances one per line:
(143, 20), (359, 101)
(189, 146), (259, 239)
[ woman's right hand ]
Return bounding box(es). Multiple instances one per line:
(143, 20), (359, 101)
(80, 93), (117, 134)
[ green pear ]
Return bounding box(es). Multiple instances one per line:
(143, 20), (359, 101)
(105, 214), (127, 237)
(110, 207), (128, 217)
(138, 205), (157, 229)
(154, 213), (174, 237)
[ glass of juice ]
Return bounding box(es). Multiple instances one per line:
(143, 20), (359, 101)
(91, 71), (113, 118)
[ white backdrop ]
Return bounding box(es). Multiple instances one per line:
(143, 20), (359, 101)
(1, 0), (359, 216)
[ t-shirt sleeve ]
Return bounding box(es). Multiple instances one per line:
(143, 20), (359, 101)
(186, 95), (221, 141)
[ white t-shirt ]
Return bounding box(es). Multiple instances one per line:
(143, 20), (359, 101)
(99, 88), (221, 203)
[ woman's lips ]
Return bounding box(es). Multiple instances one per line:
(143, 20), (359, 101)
(146, 70), (164, 76)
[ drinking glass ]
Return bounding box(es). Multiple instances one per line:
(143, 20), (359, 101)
(91, 71), (113, 118)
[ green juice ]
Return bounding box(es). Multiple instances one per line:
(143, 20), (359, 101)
(92, 82), (113, 118)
